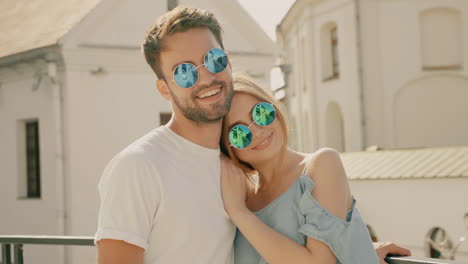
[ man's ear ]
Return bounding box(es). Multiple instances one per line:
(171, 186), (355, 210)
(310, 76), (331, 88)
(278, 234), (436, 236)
(156, 79), (172, 101)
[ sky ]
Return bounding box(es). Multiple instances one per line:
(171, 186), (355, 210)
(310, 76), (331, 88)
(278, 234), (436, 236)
(236, 0), (296, 89)
(237, 0), (296, 41)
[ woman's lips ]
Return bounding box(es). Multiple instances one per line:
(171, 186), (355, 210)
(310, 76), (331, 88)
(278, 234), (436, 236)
(251, 131), (273, 151)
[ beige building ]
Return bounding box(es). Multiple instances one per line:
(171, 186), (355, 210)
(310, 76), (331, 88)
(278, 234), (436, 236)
(0, 0), (274, 263)
(341, 146), (468, 261)
(277, 0), (468, 153)
(277, 0), (468, 261)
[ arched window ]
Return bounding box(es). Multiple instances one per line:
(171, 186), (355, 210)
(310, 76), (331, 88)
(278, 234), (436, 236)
(420, 8), (462, 70)
(321, 22), (339, 81)
(425, 227), (453, 259)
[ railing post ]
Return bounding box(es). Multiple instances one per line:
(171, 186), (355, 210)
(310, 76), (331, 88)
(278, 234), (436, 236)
(13, 244), (23, 264)
(2, 244), (12, 264)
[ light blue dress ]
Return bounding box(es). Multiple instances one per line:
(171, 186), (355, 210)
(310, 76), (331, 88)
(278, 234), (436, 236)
(234, 174), (379, 264)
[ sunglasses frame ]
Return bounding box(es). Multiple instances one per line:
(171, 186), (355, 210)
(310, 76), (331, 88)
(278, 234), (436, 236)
(229, 102), (276, 149)
(169, 48), (228, 89)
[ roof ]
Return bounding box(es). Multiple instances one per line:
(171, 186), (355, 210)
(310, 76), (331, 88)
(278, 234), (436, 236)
(0, 0), (101, 59)
(341, 146), (468, 180)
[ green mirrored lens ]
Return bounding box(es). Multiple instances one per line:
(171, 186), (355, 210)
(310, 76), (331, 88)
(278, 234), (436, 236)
(252, 102), (276, 126)
(229, 124), (253, 149)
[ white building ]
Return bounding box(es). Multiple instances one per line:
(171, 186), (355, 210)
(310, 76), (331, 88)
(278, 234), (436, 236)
(277, 0), (468, 153)
(341, 146), (468, 261)
(0, 0), (275, 263)
(277, 0), (468, 261)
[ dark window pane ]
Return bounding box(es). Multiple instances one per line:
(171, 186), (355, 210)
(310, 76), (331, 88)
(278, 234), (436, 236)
(160, 113), (172, 126)
(331, 27), (339, 77)
(26, 121), (41, 198)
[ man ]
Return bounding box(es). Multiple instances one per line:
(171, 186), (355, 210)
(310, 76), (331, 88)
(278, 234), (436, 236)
(95, 6), (410, 264)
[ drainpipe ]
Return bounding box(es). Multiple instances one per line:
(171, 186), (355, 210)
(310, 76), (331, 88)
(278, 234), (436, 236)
(47, 61), (67, 264)
(355, 0), (367, 150)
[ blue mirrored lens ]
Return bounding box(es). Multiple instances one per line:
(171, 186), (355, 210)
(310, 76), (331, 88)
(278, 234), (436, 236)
(252, 102), (276, 126)
(229, 124), (253, 149)
(174, 63), (198, 88)
(204, 48), (228, 73)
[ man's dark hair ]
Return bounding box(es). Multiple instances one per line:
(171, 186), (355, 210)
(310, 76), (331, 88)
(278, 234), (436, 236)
(142, 6), (225, 78)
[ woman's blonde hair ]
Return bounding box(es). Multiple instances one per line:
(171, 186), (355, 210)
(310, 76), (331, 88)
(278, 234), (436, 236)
(220, 73), (289, 185)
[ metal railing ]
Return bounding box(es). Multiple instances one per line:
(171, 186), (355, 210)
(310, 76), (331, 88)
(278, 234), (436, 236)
(1, 235), (93, 264)
(0, 235), (466, 264)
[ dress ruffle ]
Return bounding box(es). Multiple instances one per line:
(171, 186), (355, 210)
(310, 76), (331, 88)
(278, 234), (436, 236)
(298, 175), (379, 264)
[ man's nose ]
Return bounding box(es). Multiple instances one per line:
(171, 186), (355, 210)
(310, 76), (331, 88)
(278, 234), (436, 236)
(196, 64), (217, 87)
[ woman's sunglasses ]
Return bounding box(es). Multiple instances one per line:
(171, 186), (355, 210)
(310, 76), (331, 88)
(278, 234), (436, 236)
(229, 102), (276, 149)
(169, 48), (228, 89)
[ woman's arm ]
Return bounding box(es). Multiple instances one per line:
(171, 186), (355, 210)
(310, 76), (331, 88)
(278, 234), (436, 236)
(302, 148), (354, 261)
(220, 149), (350, 264)
(228, 208), (334, 264)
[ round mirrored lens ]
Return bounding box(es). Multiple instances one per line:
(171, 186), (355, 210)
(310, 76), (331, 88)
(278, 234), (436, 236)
(252, 102), (276, 126)
(204, 48), (228, 73)
(229, 124), (253, 149)
(174, 63), (198, 88)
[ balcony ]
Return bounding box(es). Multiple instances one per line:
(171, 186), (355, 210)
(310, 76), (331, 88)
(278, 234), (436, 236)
(0, 235), (466, 264)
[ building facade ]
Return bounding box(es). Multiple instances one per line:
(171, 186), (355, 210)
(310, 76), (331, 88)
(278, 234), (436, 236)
(0, 0), (275, 263)
(341, 146), (468, 261)
(277, 0), (468, 153)
(277, 0), (468, 260)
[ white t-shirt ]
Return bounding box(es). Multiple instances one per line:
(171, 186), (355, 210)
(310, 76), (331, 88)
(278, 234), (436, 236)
(95, 126), (235, 264)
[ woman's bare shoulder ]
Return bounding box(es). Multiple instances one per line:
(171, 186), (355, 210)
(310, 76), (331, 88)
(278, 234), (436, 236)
(302, 147), (342, 178)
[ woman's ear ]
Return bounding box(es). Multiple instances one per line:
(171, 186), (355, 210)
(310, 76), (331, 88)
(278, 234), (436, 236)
(156, 79), (172, 101)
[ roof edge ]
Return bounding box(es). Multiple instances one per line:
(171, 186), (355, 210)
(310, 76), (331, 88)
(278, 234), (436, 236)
(0, 45), (62, 67)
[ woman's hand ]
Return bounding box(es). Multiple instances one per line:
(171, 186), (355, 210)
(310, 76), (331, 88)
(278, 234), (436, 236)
(220, 155), (248, 216)
(373, 242), (411, 264)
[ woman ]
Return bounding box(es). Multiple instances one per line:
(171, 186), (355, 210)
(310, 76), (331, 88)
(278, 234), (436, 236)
(219, 74), (408, 264)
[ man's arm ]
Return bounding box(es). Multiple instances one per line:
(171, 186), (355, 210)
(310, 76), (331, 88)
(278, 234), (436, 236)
(95, 155), (161, 264)
(97, 239), (144, 264)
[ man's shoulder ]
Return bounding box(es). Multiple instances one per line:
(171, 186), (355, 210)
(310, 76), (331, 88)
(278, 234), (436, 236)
(106, 126), (175, 168)
(124, 126), (173, 154)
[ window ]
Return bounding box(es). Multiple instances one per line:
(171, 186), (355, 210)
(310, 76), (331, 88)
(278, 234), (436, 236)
(425, 227), (453, 259)
(420, 8), (462, 70)
(167, 0), (178, 11)
(321, 23), (339, 81)
(160, 112), (172, 125)
(17, 119), (41, 198)
(331, 27), (339, 77)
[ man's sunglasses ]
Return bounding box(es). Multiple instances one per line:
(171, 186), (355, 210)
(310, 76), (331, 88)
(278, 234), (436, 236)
(229, 102), (276, 149)
(168, 48), (228, 89)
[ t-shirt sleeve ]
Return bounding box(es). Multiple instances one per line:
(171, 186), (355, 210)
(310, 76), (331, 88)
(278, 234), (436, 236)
(94, 153), (161, 250)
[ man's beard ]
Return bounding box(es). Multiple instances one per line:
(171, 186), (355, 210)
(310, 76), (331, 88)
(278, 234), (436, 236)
(170, 79), (234, 124)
